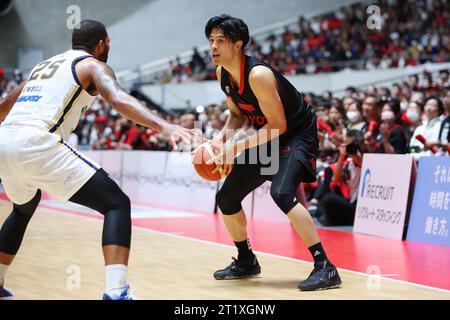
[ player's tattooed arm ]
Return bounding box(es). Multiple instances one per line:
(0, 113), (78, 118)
(0, 81), (27, 123)
(86, 60), (193, 146)
(90, 60), (168, 132)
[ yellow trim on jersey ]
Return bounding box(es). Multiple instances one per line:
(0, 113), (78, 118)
(47, 85), (79, 131)
(54, 89), (85, 135)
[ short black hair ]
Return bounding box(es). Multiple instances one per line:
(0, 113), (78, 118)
(72, 19), (107, 52)
(365, 93), (382, 109)
(205, 14), (250, 48)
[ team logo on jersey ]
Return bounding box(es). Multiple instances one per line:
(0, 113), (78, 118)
(16, 95), (43, 103)
(244, 114), (267, 126)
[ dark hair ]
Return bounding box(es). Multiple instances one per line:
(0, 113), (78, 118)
(380, 87), (391, 98)
(364, 93), (382, 109)
(316, 98), (331, 109)
(330, 102), (347, 120)
(205, 14), (250, 48)
(72, 19), (107, 52)
(346, 130), (365, 155)
(349, 98), (363, 113)
(383, 98), (401, 122)
(424, 95), (444, 115)
(346, 86), (357, 93)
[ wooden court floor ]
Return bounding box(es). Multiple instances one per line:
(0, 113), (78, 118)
(0, 202), (449, 300)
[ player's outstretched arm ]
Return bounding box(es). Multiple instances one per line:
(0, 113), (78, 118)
(0, 81), (27, 123)
(80, 58), (193, 146)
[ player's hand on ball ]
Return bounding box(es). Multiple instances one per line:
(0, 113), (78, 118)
(206, 140), (238, 175)
(162, 124), (193, 151)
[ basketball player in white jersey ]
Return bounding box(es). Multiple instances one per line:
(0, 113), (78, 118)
(0, 20), (193, 300)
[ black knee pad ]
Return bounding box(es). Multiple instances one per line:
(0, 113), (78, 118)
(69, 169), (132, 248)
(0, 190), (41, 255)
(270, 186), (298, 214)
(101, 190), (131, 248)
(216, 188), (242, 215)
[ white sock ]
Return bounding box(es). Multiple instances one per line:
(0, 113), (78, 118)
(105, 264), (128, 296)
(0, 263), (8, 286)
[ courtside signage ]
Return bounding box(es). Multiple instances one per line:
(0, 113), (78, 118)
(407, 156), (450, 246)
(354, 154), (416, 240)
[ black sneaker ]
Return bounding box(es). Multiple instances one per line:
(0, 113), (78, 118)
(297, 261), (342, 291)
(214, 256), (261, 280)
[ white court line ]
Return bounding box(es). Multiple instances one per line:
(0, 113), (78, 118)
(1, 199), (449, 295)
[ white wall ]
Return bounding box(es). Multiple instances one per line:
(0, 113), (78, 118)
(87, 150), (218, 214)
(83, 150), (290, 222)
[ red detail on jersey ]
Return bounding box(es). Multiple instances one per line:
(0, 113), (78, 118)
(238, 54), (246, 95)
(227, 54), (246, 96)
(245, 114), (267, 126)
(238, 103), (256, 112)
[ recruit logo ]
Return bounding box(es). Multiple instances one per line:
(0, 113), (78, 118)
(360, 168), (395, 201)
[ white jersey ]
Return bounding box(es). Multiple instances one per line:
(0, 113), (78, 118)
(2, 49), (96, 141)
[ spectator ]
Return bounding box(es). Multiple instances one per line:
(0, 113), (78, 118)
(361, 93), (381, 136)
(409, 96), (444, 156)
(342, 96), (355, 111)
(346, 99), (365, 131)
(315, 130), (363, 226)
(180, 113), (196, 129)
(425, 93), (450, 153)
(404, 100), (424, 139)
(376, 99), (409, 154)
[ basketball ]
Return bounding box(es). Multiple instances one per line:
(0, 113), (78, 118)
(192, 142), (230, 181)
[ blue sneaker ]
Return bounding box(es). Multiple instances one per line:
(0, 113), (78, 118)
(102, 285), (135, 300)
(0, 285), (13, 299)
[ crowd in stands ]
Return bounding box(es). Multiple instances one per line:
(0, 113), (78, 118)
(155, 0), (449, 84)
(303, 69), (449, 227)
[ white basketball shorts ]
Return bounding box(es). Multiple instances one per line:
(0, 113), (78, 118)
(0, 125), (100, 204)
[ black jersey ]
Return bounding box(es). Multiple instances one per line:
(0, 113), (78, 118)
(220, 54), (316, 144)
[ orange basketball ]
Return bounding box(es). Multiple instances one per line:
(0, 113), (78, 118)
(192, 143), (231, 181)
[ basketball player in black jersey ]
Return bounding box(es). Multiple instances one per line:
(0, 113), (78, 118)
(204, 14), (341, 291)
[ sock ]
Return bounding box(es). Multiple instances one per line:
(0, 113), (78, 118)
(308, 242), (329, 264)
(0, 263), (8, 286)
(105, 264), (128, 296)
(234, 239), (254, 260)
